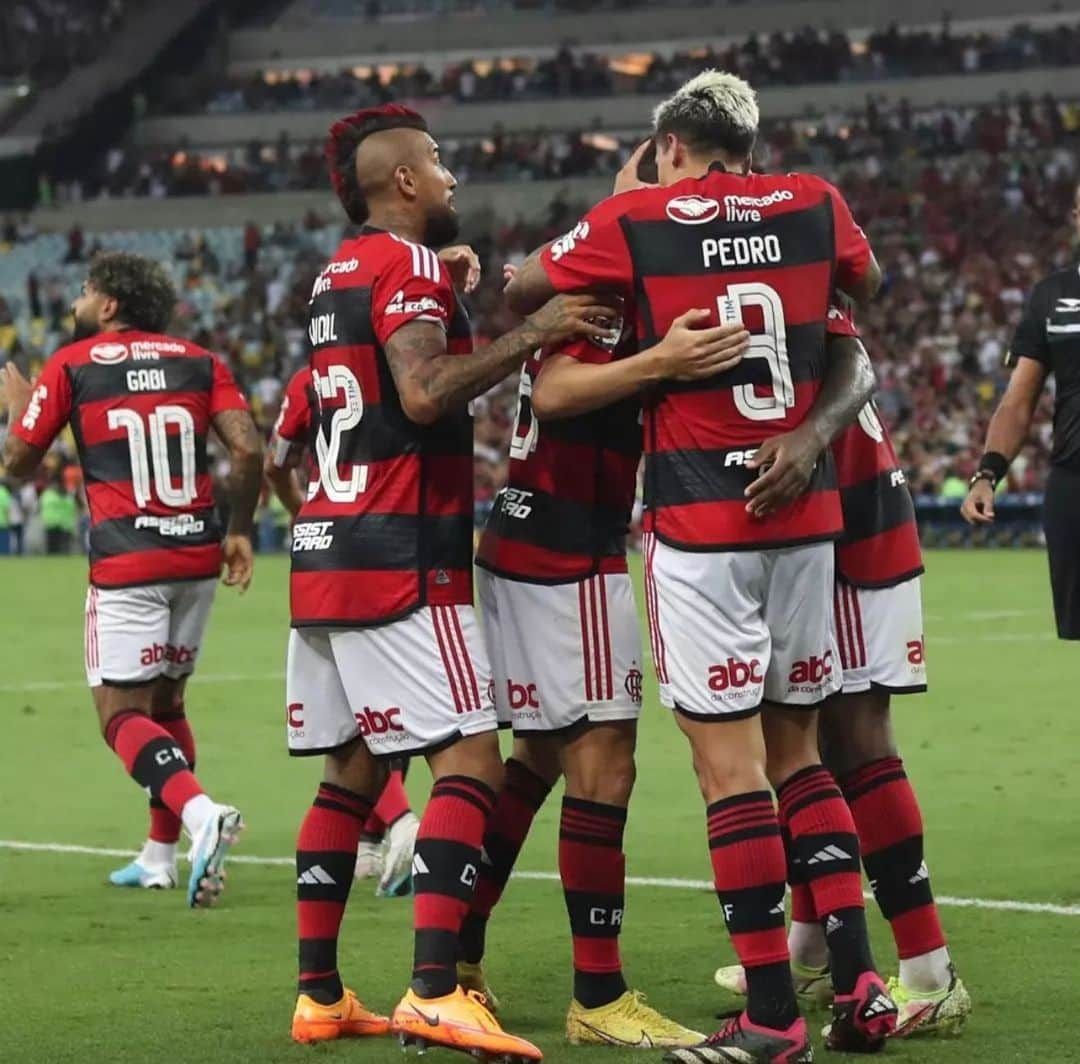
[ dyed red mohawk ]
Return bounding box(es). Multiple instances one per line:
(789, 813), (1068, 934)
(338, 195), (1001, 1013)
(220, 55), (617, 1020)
(325, 103), (429, 224)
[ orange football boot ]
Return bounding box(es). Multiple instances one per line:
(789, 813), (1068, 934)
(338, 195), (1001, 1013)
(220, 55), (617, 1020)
(391, 986), (542, 1060)
(291, 988), (390, 1043)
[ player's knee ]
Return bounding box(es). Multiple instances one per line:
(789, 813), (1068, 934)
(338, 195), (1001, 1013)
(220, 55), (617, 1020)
(691, 746), (767, 803)
(819, 691), (896, 777)
(510, 736), (562, 789)
(565, 754), (635, 806)
(428, 729), (505, 792)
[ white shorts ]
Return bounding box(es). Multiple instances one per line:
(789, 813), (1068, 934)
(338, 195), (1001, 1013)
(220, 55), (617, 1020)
(286, 604), (498, 758)
(644, 533), (841, 718)
(834, 578), (927, 694)
(477, 569), (643, 733)
(85, 580), (217, 688)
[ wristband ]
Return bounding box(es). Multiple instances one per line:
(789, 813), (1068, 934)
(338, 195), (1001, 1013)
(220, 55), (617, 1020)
(977, 451), (1009, 485)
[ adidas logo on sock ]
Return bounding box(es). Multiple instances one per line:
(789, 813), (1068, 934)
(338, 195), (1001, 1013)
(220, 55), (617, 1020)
(297, 865), (336, 886)
(825, 914), (843, 935)
(908, 861), (930, 885)
(863, 995), (893, 1018)
(412, 853), (430, 877)
(807, 845), (852, 865)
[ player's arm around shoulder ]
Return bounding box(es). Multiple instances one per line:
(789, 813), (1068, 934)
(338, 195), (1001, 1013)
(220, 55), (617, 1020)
(532, 309), (750, 421)
(802, 172), (882, 306)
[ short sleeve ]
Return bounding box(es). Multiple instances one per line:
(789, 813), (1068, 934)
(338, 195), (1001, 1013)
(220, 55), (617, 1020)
(825, 303), (860, 339)
(274, 368), (312, 444)
(540, 198), (635, 295)
(10, 352), (72, 451)
(209, 355), (249, 415)
(372, 239), (455, 346)
(820, 180), (872, 292)
(1008, 283), (1051, 368)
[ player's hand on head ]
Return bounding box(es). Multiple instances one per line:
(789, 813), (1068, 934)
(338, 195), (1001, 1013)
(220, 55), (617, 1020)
(613, 139), (659, 195)
(438, 244), (482, 293)
(960, 479), (996, 525)
(744, 426), (824, 518)
(222, 533), (254, 593)
(527, 292), (622, 345)
(659, 308), (750, 381)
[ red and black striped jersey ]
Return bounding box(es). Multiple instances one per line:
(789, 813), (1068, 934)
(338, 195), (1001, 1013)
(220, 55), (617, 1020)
(290, 226), (474, 628)
(541, 167), (872, 551)
(826, 307), (923, 588)
(476, 336), (642, 583)
(12, 330), (248, 588)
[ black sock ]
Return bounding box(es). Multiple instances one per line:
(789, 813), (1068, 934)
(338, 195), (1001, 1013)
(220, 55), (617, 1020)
(745, 961), (800, 1030)
(459, 911), (488, 966)
(573, 969), (628, 1010)
(825, 907), (876, 995)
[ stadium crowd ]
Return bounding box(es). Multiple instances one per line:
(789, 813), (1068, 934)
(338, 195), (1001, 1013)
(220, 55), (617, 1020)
(40, 91), (1080, 203)
(159, 18), (1080, 116)
(0, 0), (129, 83)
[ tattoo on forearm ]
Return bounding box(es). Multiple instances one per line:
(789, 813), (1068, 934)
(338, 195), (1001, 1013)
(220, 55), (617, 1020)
(214, 409), (263, 535)
(386, 320), (543, 420)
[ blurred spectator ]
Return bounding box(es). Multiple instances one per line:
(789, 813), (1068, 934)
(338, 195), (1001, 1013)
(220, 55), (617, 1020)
(40, 473), (77, 554)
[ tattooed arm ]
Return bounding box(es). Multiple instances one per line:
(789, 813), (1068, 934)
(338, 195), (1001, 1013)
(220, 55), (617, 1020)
(385, 292), (619, 426)
(211, 407), (263, 591)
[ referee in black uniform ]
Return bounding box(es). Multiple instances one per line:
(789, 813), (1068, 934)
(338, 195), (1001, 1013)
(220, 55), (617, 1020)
(962, 205), (1080, 638)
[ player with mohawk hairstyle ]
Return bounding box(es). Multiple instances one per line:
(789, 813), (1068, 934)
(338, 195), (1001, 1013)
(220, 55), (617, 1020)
(285, 103), (615, 1059)
(507, 70), (895, 1063)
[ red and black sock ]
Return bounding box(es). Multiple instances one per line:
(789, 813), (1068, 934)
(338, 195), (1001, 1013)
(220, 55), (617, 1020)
(560, 797), (629, 1009)
(777, 765), (874, 994)
(374, 769), (411, 828)
(840, 757), (946, 959)
(105, 709), (203, 817)
(708, 791), (796, 1030)
(459, 759), (552, 965)
(148, 706), (197, 845)
(413, 775), (495, 998)
(297, 782), (372, 1004)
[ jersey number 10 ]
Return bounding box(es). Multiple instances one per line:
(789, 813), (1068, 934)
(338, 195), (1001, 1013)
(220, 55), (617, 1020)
(107, 406), (197, 508)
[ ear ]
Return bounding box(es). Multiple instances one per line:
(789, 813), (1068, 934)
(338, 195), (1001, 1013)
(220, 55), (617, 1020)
(395, 164), (418, 201)
(99, 295), (120, 328)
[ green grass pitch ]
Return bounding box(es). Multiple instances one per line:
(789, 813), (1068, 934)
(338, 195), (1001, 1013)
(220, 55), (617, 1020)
(2, 550), (1078, 1063)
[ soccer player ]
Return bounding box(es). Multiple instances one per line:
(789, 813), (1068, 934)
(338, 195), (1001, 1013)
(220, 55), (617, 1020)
(266, 363), (420, 897)
(0, 251), (262, 908)
(716, 307), (972, 1037)
(506, 72), (896, 1062)
(286, 103), (615, 1056)
(962, 181), (1080, 640)
(462, 306), (748, 1047)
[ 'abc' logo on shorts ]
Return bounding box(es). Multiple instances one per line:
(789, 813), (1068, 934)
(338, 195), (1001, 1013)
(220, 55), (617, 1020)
(287, 702), (304, 729)
(355, 706), (404, 736)
(788, 651), (833, 686)
(507, 680), (539, 710)
(906, 638), (925, 667)
(708, 658), (764, 693)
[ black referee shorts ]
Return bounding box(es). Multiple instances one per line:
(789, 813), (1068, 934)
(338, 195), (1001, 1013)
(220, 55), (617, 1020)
(1043, 466), (1080, 639)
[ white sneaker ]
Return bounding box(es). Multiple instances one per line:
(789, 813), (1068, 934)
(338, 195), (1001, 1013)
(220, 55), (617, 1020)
(109, 859), (177, 889)
(376, 811), (419, 897)
(186, 805), (244, 909)
(355, 838), (384, 880)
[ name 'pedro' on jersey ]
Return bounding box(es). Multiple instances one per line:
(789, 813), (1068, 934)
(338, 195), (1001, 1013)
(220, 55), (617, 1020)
(540, 166), (873, 551)
(289, 226), (474, 627)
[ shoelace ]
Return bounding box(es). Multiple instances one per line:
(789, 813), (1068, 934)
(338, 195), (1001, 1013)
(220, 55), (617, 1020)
(465, 988), (497, 1026)
(705, 1010), (744, 1045)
